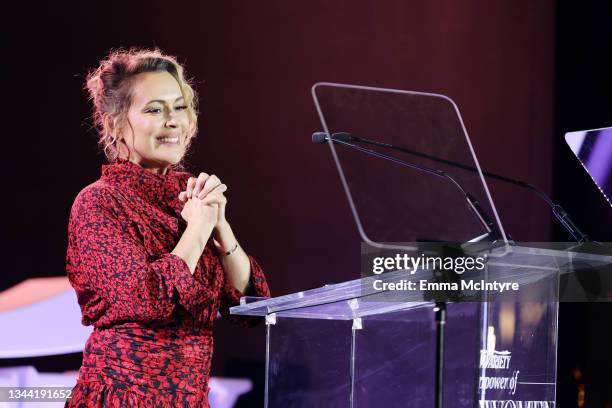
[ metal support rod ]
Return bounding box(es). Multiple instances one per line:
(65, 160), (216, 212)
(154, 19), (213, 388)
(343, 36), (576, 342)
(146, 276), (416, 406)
(435, 302), (447, 408)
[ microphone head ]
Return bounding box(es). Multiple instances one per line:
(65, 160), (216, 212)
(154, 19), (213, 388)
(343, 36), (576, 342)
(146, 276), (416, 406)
(312, 132), (355, 144)
(311, 132), (329, 144)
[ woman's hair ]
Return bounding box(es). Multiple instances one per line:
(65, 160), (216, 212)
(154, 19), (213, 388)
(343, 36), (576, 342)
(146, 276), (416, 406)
(85, 48), (198, 162)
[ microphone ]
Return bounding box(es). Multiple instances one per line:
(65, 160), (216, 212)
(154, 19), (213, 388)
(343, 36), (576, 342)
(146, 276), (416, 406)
(314, 131), (589, 243)
(312, 132), (354, 144)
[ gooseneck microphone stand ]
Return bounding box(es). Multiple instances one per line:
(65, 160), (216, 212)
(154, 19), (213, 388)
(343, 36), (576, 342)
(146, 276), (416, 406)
(317, 131), (589, 243)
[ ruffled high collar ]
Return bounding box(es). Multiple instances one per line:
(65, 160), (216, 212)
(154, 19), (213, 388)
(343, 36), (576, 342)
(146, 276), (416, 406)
(101, 159), (184, 205)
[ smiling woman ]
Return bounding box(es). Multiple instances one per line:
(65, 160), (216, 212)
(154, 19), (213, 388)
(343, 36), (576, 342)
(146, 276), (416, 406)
(86, 49), (198, 167)
(114, 71), (194, 172)
(65, 48), (270, 407)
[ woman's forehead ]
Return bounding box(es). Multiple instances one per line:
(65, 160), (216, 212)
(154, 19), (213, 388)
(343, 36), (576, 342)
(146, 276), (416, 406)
(131, 71), (183, 105)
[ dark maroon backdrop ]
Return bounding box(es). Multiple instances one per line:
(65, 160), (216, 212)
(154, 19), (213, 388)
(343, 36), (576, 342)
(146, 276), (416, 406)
(4, 1), (558, 282)
(6, 1), (608, 406)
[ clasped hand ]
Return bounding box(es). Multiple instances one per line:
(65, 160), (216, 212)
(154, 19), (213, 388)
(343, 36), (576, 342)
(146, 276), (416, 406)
(178, 173), (228, 230)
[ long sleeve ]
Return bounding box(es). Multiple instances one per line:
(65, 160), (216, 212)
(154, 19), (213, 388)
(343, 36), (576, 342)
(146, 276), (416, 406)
(218, 254), (270, 326)
(67, 186), (214, 328)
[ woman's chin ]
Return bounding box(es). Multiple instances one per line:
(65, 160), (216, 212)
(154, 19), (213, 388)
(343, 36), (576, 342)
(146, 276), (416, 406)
(160, 151), (185, 166)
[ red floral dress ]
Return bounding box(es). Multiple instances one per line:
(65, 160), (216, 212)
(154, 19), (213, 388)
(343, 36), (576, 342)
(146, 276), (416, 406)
(65, 160), (270, 407)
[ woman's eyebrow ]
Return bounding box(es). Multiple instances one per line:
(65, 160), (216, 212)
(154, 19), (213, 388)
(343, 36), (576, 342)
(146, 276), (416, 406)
(145, 96), (185, 105)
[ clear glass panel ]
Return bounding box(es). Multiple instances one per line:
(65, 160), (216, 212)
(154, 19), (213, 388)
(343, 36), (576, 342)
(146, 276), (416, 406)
(312, 83), (509, 247)
(353, 308), (437, 407)
(266, 318), (352, 407)
(478, 301), (558, 404)
(478, 249), (560, 405)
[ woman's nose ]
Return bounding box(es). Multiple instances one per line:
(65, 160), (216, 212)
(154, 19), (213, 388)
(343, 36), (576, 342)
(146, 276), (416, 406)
(165, 114), (178, 128)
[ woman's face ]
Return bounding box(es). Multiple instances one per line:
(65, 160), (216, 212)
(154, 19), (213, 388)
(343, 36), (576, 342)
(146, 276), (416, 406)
(118, 71), (193, 173)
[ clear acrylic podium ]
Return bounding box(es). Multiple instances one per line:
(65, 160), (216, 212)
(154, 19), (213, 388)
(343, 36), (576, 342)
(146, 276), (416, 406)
(232, 84), (612, 407)
(232, 245), (611, 407)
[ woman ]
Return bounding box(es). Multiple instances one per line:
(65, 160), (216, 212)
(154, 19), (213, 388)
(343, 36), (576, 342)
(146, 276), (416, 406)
(66, 48), (270, 407)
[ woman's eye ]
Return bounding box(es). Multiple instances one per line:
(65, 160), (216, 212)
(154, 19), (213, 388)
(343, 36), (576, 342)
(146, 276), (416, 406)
(175, 105), (188, 111)
(146, 108), (162, 114)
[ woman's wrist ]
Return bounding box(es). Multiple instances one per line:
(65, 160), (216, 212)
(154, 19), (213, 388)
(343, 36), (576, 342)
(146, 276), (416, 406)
(186, 219), (215, 249)
(214, 221), (232, 244)
(173, 223), (211, 274)
(214, 220), (231, 234)
(213, 221), (237, 252)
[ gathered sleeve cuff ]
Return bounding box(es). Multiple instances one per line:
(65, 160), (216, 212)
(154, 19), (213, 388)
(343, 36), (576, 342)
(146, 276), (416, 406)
(151, 253), (210, 314)
(219, 255), (270, 326)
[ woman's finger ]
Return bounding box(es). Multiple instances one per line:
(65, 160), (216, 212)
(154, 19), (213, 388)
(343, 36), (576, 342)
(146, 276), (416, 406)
(197, 181), (226, 199)
(192, 172), (209, 198)
(178, 191), (187, 202)
(186, 177), (197, 199)
(201, 191), (226, 206)
(198, 175), (221, 198)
